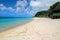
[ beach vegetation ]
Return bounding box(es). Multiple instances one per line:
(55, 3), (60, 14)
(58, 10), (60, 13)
(35, 2), (60, 19)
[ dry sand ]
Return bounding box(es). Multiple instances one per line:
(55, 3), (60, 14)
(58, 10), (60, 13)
(0, 18), (60, 40)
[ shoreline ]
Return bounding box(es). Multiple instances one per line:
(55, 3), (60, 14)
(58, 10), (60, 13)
(0, 19), (33, 32)
(0, 17), (60, 40)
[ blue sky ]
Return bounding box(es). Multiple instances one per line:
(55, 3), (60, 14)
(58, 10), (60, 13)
(0, 0), (60, 17)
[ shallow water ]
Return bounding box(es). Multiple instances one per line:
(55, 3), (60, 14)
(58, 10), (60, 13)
(0, 18), (33, 31)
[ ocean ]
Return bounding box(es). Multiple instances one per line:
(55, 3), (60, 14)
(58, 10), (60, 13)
(0, 18), (33, 32)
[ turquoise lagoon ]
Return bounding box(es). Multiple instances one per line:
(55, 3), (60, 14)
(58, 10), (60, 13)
(0, 18), (33, 32)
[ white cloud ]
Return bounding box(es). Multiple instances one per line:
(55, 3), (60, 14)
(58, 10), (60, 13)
(15, 0), (27, 7)
(15, 7), (20, 13)
(30, 1), (42, 7)
(0, 4), (15, 12)
(7, 7), (15, 12)
(0, 4), (6, 10)
(24, 6), (37, 16)
(15, 0), (28, 13)
(30, 0), (59, 11)
(30, 1), (43, 14)
(15, 7), (23, 13)
(30, 0), (49, 12)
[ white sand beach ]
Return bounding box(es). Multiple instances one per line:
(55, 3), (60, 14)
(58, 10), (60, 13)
(0, 18), (60, 40)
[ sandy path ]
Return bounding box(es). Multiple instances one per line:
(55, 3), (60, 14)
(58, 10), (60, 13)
(0, 18), (60, 40)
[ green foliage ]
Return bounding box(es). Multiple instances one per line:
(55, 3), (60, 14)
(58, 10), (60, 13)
(35, 2), (60, 17)
(48, 2), (60, 11)
(35, 11), (48, 17)
(53, 13), (60, 16)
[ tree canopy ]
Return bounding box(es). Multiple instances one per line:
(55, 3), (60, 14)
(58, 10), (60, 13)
(35, 2), (60, 17)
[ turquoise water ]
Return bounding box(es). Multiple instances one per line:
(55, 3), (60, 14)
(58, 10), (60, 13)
(0, 18), (33, 31)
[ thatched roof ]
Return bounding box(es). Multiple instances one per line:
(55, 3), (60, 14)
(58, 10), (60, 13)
(53, 2), (60, 12)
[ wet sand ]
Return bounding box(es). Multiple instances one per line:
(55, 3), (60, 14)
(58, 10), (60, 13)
(0, 18), (60, 40)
